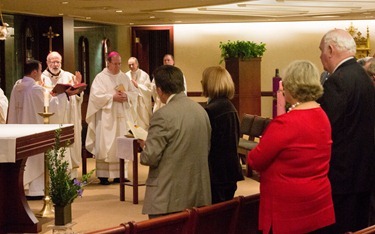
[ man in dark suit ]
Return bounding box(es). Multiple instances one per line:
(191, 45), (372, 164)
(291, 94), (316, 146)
(318, 29), (375, 233)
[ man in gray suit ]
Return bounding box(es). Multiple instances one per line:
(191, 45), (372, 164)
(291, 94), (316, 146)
(138, 65), (212, 219)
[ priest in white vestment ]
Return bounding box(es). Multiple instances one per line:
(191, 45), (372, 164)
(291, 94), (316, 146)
(0, 88), (8, 124)
(126, 57), (152, 130)
(42, 51), (84, 178)
(8, 59), (73, 197)
(85, 52), (138, 185)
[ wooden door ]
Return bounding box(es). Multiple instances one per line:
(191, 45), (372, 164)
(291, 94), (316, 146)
(131, 26), (174, 77)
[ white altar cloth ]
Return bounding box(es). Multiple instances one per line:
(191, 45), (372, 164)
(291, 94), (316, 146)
(0, 124), (73, 163)
(116, 136), (135, 160)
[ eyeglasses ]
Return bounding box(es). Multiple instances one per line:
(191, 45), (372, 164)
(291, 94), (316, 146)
(49, 61), (61, 64)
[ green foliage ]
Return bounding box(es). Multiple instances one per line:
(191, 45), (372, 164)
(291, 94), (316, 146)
(47, 128), (95, 206)
(219, 40), (266, 64)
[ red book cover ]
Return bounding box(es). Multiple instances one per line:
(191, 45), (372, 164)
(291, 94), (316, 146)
(52, 83), (87, 94)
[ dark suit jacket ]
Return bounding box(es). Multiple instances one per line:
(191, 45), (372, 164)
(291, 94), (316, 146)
(318, 58), (375, 194)
(205, 97), (244, 185)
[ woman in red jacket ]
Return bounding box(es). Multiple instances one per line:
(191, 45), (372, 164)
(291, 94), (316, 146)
(248, 60), (335, 234)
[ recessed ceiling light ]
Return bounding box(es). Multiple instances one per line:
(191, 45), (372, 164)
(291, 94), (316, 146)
(58, 13), (64, 16)
(61, 1), (68, 4)
(175, 20), (182, 23)
(116, 10), (123, 13)
(85, 17), (91, 20)
(149, 16), (155, 19)
(129, 22), (134, 25)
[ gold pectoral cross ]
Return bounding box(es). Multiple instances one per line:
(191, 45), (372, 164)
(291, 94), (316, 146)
(43, 26), (60, 52)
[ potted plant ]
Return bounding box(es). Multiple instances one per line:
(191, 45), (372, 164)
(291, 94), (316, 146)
(219, 40), (266, 117)
(219, 40), (266, 63)
(46, 128), (94, 226)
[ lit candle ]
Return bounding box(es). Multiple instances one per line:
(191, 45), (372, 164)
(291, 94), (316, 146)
(44, 90), (50, 107)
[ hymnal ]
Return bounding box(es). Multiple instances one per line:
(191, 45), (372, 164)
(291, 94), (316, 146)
(52, 83), (87, 94)
(126, 121), (148, 141)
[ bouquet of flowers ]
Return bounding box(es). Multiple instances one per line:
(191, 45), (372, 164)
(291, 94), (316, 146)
(46, 128), (94, 206)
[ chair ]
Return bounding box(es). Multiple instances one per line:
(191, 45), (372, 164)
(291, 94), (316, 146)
(238, 114), (271, 177)
(236, 194), (261, 234)
(127, 210), (192, 234)
(190, 197), (240, 234)
(86, 223), (130, 234)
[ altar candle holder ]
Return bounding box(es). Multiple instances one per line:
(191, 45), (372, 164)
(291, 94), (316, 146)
(36, 106), (55, 218)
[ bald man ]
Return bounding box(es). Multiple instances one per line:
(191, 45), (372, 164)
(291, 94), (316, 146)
(126, 57), (152, 130)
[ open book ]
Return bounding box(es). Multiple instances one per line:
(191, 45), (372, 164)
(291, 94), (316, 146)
(126, 121), (148, 141)
(52, 83), (87, 94)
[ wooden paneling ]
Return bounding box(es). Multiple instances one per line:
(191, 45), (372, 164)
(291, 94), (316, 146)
(225, 58), (261, 119)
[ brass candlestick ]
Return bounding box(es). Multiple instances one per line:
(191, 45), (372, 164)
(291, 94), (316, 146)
(38, 106), (55, 124)
(36, 106), (55, 218)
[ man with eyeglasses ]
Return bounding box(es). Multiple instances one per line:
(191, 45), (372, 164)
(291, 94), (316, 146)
(41, 51), (84, 179)
(86, 51), (138, 185)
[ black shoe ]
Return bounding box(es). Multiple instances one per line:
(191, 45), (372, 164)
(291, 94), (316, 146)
(113, 178), (120, 183)
(113, 178), (130, 183)
(26, 195), (44, 200)
(99, 177), (110, 185)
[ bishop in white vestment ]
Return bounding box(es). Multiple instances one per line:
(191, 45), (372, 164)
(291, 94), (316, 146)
(86, 52), (138, 185)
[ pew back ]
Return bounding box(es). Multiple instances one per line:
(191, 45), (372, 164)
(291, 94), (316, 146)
(236, 194), (261, 234)
(128, 210), (192, 234)
(190, 197), (240, 234)
(85, 223), (130, 234)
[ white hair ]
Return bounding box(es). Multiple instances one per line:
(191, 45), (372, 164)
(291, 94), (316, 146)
(323, 29), (357, 55)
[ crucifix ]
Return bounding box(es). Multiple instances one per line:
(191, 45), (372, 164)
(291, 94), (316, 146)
(43, 26), (60, 52)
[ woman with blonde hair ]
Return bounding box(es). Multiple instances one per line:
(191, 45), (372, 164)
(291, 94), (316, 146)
(248, 60), (335, 233)
(201, 66), (244, 204)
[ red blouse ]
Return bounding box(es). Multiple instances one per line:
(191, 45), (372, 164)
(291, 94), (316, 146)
(248, 108), (335, 234)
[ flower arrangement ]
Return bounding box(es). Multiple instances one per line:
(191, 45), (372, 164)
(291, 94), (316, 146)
(219, 40), (266, 63)
(47, 128), (94, 207)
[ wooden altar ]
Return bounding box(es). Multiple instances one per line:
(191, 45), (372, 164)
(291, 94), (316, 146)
(0, 124), (74, 234)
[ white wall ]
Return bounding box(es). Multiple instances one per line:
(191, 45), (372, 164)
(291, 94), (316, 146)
(171, 20), (375, 117)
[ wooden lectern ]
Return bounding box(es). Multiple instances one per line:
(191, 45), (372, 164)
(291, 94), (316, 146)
(0, 124), (74, 234)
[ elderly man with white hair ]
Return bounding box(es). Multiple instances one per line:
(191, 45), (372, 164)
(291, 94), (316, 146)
(41, 51), (84, 178)
(318, 29), (375, 233)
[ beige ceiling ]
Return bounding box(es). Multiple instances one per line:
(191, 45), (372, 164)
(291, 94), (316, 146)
(1, 0), (375, 26)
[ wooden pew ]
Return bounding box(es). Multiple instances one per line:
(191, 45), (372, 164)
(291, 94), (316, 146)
(85, 223), (130, 234)
(350, 225), (375, 234)
(127, 210), (192, 234)
(190, 197), (240, 234)
(236, 194), (261, 234)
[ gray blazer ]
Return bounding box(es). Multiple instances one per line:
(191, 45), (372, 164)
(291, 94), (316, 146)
(141, 92), (212, 215)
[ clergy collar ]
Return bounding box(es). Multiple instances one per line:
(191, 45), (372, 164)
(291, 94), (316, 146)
(47, 69), (61, 78)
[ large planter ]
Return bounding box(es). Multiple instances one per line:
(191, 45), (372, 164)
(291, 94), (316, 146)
(54, 203), (72, 226)
(225, 57), (261, 118)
